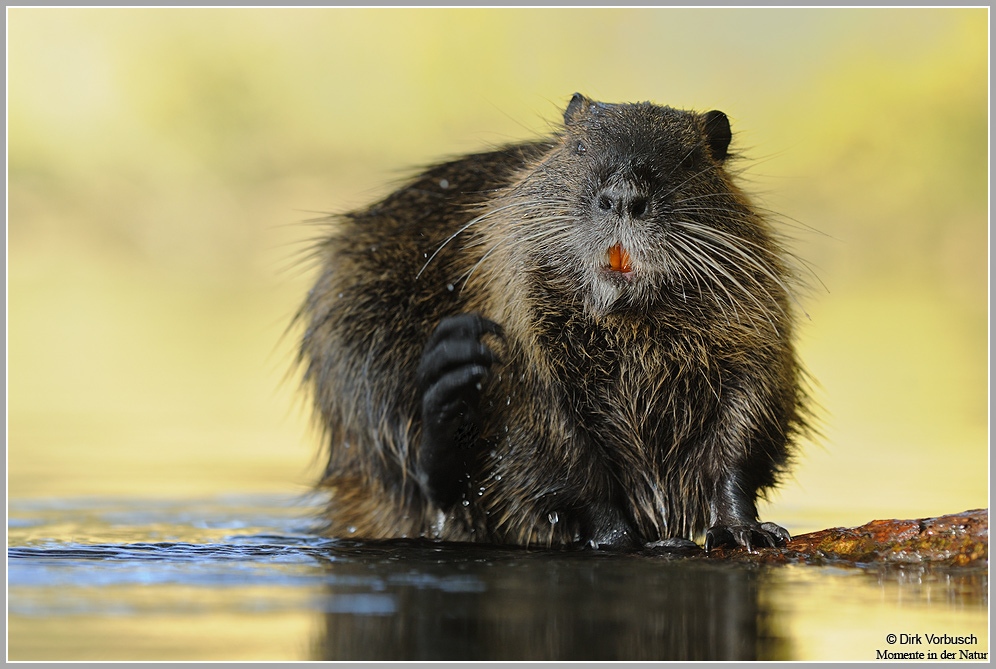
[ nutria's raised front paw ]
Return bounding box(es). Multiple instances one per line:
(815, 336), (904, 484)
(415, 313), (503, 508)
(705, 521), (791, 552)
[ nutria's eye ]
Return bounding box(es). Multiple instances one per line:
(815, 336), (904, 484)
(576, 142), (586, 156)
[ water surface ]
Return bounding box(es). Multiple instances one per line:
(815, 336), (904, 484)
(7, 495), (988, 661)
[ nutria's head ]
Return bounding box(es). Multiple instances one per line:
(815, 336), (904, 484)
(484, 93), (787, 326)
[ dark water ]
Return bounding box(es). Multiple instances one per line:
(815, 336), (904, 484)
(7, 495), (989, 661)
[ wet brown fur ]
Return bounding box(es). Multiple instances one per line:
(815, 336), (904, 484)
(297, 95), (808, 547)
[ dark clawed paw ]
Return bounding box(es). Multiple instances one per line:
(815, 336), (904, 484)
(416, 313), (503, 507)
(705, 522), (790, 552)
(417, 314), (503, 424)
(759, 521), (792, 545)
(417, 314), (503, 389)
(421, 364), (491, 427)
(644, 537), (703, 556)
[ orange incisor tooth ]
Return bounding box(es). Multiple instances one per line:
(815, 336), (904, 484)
(609, 243), (632, 272)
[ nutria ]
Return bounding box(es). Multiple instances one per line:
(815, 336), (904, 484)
(297, 93), (809, 550)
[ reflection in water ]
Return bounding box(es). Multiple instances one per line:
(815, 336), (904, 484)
(6, 497), (988, 662)
(9, 537), (789, 660)
(309, 542), (788, 661)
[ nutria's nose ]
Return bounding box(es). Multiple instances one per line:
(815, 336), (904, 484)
(595, 181), (649, 220)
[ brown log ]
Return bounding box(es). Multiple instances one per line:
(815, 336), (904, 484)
(706, 509), (988, 566)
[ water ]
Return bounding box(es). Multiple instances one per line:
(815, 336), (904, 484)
(7, 495), (989, 661)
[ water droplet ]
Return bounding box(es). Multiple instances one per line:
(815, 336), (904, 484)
(506, 396), (511, 405)
(337, 292), (343, 298)
(462, 499), (470, 507)
(447, 283), (454, 291)
(439, 179), (449, 189)
(494, 474), (502, 481)
(347, 526), (357, 534)
(475, 382), (482, 390)
(548, 511), (559, 524)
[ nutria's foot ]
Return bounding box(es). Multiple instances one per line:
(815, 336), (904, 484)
(416, 313), (503, 508)
(705, 521), (790, 552)
(644, 537), (703, 556)
(582, 504), (639, 550)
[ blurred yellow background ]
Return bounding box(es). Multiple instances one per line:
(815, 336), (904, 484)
(8, 8), (988, 533)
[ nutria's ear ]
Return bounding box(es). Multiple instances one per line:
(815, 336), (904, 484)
(702, 110), (732, 162)
(564, 93), (592, 125)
